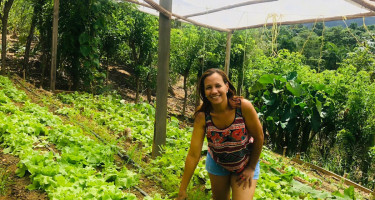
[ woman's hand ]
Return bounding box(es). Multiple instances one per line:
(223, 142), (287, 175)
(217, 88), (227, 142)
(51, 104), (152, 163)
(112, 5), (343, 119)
(236, 167), (255, 189)
(176, 189), (188, 200)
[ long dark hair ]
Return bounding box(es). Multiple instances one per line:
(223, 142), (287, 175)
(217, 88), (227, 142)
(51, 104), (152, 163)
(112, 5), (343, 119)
(195, 68), (238, 116)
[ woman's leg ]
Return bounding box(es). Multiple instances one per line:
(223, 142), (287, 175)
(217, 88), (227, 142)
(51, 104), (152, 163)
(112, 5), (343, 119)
(230, 174), (257, 200)
(208, 173), (231, 200)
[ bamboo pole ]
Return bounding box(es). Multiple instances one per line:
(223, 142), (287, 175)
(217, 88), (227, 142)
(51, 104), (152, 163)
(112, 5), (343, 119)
(144, 0), (171, 18)
(128, 0), (230, 32)
(349, 0), (375, 12)
(122, 0), (153, 9)
(230, 12), (375, 31)
(224, 31), (233, 75)
(292, 157), (374, 194)
(123, 0), (375, 32)
(183, 0), (277, 18)
(50, 0), (59, 92)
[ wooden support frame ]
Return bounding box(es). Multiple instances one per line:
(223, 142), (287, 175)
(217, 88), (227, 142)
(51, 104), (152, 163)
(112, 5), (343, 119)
(152, 0), (172, 158)
(122, 0), (153, 9)
(349, 0), (375, 12)
(144, 0), (172, 18)
(229, 12), (375, 31)
(183, 0), (277, 18)
(224, 31), (233, 75)
(123, 0), (230, 32)
(123, 0), (375, 33)
(50, 0), (59, 92)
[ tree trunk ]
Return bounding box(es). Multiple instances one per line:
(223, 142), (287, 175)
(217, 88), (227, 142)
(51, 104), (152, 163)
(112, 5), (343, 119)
(1, 0), (15, 75)
(23, 11), (38, 77)
(72, 57), (80, 90)
(300, 123), (312, 153)
(146, 73), (152, 103)
(135, 76), (140, 103)
(105, 57), (109, 86)
(195, 66), (203, 108)
(237, 64), (244, 96)
(275, 127), (285, 153)
(40, 53), (47, 88)
(182, 72), (188, 116)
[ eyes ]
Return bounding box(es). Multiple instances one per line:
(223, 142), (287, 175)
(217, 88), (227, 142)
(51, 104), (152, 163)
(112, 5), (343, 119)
(205, 84), (223, 91)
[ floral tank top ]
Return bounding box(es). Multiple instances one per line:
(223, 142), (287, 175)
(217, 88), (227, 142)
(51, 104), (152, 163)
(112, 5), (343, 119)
(205, 104), (254, 174)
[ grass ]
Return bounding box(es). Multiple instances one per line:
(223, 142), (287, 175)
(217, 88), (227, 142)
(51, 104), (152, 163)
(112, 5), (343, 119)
(0, 167), (12, 196)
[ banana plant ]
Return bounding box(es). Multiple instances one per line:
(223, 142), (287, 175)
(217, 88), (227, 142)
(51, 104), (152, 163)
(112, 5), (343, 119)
(251, 71), (330, 155)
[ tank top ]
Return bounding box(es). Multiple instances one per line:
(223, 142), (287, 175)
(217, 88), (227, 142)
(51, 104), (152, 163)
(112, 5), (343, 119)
(205, 103), (254, 174)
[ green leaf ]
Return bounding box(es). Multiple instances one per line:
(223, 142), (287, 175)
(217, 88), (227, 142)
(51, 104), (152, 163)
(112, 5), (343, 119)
(286, 71), (298, 81)
(250, 82), (266, 92)
(286, 81), (303, 97)
(15, 163), (27, 177)
(315, 98), (323, 117)
(80, 45), (91, 57)
(343, 186), (355, 199)
(262, 96), (275, 106)
(258, 74), (277, 85)
(79, 33), (89, 45)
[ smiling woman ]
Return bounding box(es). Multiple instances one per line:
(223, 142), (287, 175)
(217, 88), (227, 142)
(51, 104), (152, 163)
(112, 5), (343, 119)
(177, 68), (264, 200)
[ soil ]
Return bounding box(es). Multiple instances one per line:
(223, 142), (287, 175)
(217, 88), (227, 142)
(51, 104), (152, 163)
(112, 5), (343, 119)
(0, 149), (48, 200)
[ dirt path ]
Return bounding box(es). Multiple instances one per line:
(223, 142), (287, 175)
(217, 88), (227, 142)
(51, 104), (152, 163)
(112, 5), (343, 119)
(0, 150), (48, 200)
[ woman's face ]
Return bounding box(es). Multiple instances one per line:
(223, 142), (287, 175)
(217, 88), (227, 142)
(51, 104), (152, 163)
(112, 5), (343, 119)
(203, 72), (229, 106)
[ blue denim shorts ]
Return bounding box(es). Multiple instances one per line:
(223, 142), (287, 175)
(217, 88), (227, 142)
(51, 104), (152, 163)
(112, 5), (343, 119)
(205, 153), (260, 179)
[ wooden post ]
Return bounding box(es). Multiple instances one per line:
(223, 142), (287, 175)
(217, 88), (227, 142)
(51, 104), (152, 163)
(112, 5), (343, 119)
(152, 0), (172, 158)
(224, 31), (232, 75)
(296, 152), (300, 160)
(50, 0), (59, 92)
(283, 146), (287, 157)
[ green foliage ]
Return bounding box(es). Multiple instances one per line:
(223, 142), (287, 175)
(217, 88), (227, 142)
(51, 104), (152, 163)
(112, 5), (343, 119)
(0, 168), (12, 196)
(0, 76), (140, 199)
(58, 0), (117, 92)
(8, 0), (33, 40)
(252, 70), (330, 154)
(245, 48), (374, 187)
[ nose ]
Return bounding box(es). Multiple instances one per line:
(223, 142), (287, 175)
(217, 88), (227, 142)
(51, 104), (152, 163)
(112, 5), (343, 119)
(211, 87), (218, 94)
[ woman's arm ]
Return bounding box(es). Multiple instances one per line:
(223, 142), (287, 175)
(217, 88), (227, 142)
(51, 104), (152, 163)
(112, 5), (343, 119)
(241, 99), (264, 171)
(177, 112), (206, 199)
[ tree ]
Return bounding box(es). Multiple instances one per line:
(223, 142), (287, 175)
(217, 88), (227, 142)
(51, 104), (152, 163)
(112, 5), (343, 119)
(23, 0), (47, 79)
(58, 0), (115, 91)
(0, 0), (15, 74)
(170, 25), (202, 115)
(120, 9), (158, 103)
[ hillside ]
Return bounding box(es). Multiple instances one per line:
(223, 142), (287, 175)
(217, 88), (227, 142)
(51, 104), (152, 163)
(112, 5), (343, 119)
(304, 16), (375, 27)
(0, 74), (373, 199)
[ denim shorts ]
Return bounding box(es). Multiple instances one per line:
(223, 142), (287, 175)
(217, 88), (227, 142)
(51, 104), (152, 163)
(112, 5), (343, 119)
(205, 153), (260, 179)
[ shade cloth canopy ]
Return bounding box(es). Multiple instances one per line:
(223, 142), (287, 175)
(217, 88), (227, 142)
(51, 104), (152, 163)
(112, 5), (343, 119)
(126, 0), (375, 31)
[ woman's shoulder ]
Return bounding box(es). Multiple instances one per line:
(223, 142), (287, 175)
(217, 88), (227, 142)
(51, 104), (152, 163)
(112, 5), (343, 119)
(194, 111), (206, 123)
(193, 111), (206, 129)
(230, 97), (255, 113)
(229, 96), (245, 109)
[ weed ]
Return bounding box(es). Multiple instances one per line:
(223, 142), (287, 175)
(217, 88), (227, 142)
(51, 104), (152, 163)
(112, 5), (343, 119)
(0, 167), (12, 196)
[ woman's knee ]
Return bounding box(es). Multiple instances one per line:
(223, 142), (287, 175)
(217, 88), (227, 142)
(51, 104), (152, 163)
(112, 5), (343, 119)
(209, 173), (231, 200)
(230, 176), (257, 200)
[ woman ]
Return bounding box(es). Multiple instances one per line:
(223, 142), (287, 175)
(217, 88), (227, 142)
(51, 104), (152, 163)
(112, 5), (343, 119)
(177, 68), (264, 200)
